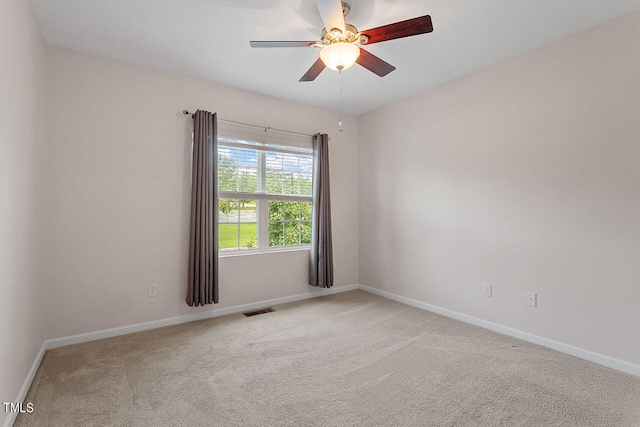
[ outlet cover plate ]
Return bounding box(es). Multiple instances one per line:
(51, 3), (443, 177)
(526, 292), (537, 307)
(482, 283), (492, 297)
(148, 283), (158, 297)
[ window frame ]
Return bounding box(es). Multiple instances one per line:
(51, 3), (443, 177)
(217, 134), (313, 255)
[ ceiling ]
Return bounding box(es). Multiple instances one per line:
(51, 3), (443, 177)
(30, 0), (640, 115)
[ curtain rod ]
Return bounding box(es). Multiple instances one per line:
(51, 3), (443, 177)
(182, 110), (314, 138)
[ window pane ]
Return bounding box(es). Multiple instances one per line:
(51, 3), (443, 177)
(238, 200), (257, 221)
(237, 148), (257, 168)
(284, 202), (299, 220)
(266, 169), (282, 193)
(269, 222), (284, 247)
(299, 175), (312, 195)
(266, 152), (283, 193)
(283, 170), (298, 195)
(300, 202), (312, 221)
(238, 200), (257, 250)
(219, 223), (239, 250)
(238, 168), (258, 193)
(218, 149), (238, 192)
(285, 222), (301, 246)
(239, 222), (257, 249)
(219, 199), (238, 223)
(219, 198), (239, 250)
(301, 221), (311, 244)
(299, 157), (313, 195)
(236, 148), (258, 193)
(282, 154), (299, 194)
(268, 201), (283, 221)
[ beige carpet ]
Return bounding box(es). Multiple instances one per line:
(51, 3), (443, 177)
(16, 290), (640, 426)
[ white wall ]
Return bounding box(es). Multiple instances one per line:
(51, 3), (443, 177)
(0, 0), (47, 422)
(358, 11), (640, 366)
(44, 46), (359, 339)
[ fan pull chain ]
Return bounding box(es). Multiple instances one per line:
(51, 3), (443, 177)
(338, 70), (344, 132)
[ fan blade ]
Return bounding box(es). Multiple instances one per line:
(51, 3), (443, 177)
(316, 0), (346, 34)
(356, 48), (396, 77)
(361, 15), (433, 45)
(300, 57), (326, 82)
(250, 41), (319, 48)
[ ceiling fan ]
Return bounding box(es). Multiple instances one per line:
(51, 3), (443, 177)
(250, 0), (433, 82)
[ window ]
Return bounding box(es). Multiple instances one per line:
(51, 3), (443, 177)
(218, 133), (313, 252)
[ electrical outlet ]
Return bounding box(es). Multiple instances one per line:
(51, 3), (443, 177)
(148, 283), (158, 297)
(526, 292), (537, 307)
(482, 283), (492, 297)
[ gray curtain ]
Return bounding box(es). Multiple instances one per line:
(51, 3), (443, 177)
(309, 133), (334, 288)
(187, 110), (219, 306)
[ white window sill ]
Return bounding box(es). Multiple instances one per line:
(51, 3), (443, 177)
(219, 246), (310, 258)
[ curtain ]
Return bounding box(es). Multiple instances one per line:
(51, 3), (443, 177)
(309, 133), (334, 288)
(187, 110), (219, 306)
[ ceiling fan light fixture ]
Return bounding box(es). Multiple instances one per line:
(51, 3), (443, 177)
(320, 42), (360, 71)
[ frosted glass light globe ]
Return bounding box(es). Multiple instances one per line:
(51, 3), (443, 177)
(320, 42), (360, 71)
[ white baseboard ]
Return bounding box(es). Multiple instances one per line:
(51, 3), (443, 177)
(3, 342), (47, 427)
(357, 284), (640, 377)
